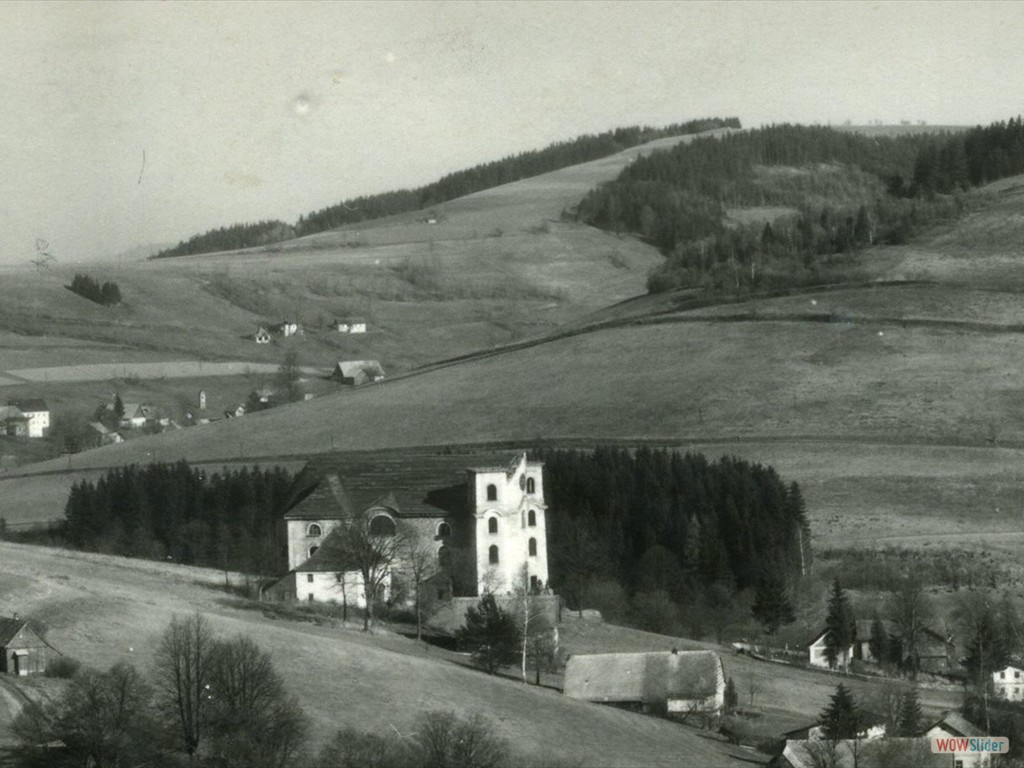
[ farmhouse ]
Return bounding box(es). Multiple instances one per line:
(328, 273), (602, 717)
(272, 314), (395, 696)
(774, 738), (950, 768)
(0, 405), (29, 437)
(254, 326), (271, 344)
(993, 665), (1024, 701)
(117, 403), (155, 430)
(88, 421), (123, 447)
(273, 319), (301, 337)
(0, 615), (60, 676)
(332, 360), (385, 386)
(269, 453), (549, 603)
(563, 650), (726, 716)
(808, 619), (957, 675)
(7, 399), (49, 438)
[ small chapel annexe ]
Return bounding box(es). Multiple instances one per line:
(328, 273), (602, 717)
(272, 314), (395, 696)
(269, 453), (550, 607)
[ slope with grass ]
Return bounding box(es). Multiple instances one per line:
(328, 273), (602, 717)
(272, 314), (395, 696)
(8, 174), (1024, 561)
(0, 541), (750, 766)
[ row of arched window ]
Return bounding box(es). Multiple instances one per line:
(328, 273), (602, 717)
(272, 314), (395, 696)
(485, 538), (538, 565)
(485, 477), (536, 501)
(486, 510), (537, 534)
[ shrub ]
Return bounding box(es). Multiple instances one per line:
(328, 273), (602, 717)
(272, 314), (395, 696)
(45, 655), (81, 679)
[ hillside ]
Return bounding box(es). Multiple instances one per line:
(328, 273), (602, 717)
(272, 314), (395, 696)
(7, 172), (1024, 562)
(0, 541), (749, 767)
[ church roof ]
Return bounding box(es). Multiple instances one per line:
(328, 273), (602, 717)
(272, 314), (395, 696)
(282, 462), (468, 521)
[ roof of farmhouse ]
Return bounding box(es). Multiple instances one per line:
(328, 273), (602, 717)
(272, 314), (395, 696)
(564, 651), (722, 704)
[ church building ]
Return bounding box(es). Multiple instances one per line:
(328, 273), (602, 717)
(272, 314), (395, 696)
(269, 453), (549, 607)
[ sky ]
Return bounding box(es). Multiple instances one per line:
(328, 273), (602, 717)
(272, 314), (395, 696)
(2, 0), (1024, 265)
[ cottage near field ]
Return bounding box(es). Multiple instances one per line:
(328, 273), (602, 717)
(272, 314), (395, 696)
(563, 650), (726, 716)
(0, 614), (60, 676)
(332, 360), (385, 386)
(7, 399), (49, 438)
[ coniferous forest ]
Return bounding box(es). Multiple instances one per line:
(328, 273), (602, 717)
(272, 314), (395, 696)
(67, 273), (122, 305)
(573, 117), (1024, 295)
(539, 447), (810, 599)
(151, 118), (739, 258)
(61, 462), (294, 576)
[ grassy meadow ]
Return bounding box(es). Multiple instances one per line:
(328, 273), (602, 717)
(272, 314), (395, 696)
(0, 541), (750, 766)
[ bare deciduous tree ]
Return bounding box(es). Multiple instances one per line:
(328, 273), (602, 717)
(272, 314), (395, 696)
(401, 528), (440, 641)
(888, 578), (934, 680)
(336, 510), (407, 631)
(154, 612), (216, 758)
(206, 635), (309, 768)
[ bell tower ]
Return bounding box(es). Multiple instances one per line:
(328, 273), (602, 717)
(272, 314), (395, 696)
(467, 454), (548, 595)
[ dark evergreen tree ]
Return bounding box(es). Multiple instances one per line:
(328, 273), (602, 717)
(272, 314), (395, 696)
(751, 573), (796, 646)
(824, 578), (855, 670)
(724, 676), (739, 713)
(895, 689), (922, 737)
(820, 683), (861, 740)
(869, 611), (892, 667)
(456, 594), (521, 674)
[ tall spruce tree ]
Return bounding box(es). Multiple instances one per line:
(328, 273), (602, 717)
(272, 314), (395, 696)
(895, 689), (922, 737)
(751, 573), (795, 649)
(824, 578), (855, 670)
(820, 683), (860, 740)
(868, 611), (892, 668)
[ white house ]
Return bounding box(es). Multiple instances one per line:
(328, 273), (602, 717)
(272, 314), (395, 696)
(924, 712), (991, 768)
(275, 320), (300, 337)
(993, 665), (1024, 701)
(349, 320), (367, 334)
(8, 399), (49, 438)
(270, 452), (549, 602)
(117, 403), (153, 430)
(563, 651), (726, 716)
(255, 326), (271, 344)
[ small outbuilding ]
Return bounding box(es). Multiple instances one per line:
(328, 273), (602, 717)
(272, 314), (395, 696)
(254, 326), (271, 344)
(0, 615), (60, 676)
(333, 360), (385, 386)
(563, 650), (725, 715)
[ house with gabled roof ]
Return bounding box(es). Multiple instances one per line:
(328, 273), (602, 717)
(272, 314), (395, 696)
(0, 614), (61, 676)
(809, 618), (957, 675)
(0, 405), (29, 437)
(563, 650), (726, 716)
(254, 326), (271, 344)
(7, 399), (49, 438)
(332, 360), (385, 386)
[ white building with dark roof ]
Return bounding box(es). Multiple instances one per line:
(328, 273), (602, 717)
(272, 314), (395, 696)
(7, 399), (49, 438)
(270, 453), (549, 602)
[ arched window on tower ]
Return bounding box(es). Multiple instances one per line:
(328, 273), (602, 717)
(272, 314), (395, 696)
(489, 545), (499, 565)
(486, 484), (497, 501)
(307, 523), (322, 537)
(369, 515), (396, 537)
(438, 545), (451, 569)
(487, 517), (498, 534)
(526, 477), (535, 494)
(528, 537), (537, 557)
(437, 521), (451, 539)
(527, 510), (536, 527)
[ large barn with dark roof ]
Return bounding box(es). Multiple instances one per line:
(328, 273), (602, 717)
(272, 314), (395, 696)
(269, 452), (549, 607)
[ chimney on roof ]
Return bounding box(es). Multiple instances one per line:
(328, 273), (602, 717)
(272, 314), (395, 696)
(12, 612), (18, 621)
(671, 647), (678, 655)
